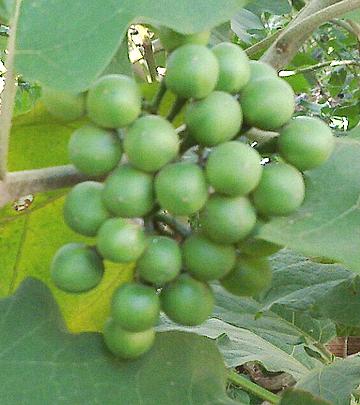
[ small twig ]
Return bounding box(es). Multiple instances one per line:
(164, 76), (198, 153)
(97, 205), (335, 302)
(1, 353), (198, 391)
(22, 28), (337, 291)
(149, 79), (167, 113)
(279, 59), (360, 76)
(0, 0), (22, 180)
(142, 35), (158, 82)
(246, 30), (283, 58)
(227, 370), (280, 405)
(245, 128), (279, 144)
(0, 165), (103, 208)
(262, 0), (360, 69)
(167, 97), (186, 122)
(154, 212), (191, 238)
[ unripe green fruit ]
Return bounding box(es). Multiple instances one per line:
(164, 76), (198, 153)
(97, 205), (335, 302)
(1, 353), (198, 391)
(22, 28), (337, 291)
(205, 141), (262, 196)
(238, 221), (282, 257)
(165, 44), (219, 99)
(86, 74), (141, 128)
(104, 318), (155, 359)
(103, 165), (154, 218)
(182, 234), (236, 281)
(111, 283), (160, 332)
(278, 116), (335, 171)
(124, 115), (179, 172)
(155, 162), (208, 215)
(247, 61), (277, 83)
(68, 125), (122, 176)
(220, 256), (272, 297)
(42, 87), (85, 121)
(137, 236), (182, 286)
(213, 42), (250, 93)
(185, 91), (243, 146)
(200, 195), (257, 244)
(161, 274), (214, 326)
(240, 78), (295, 130)
(252, 163), (305, 216)
(97, 218), (146, 263)
(63, 181), (110, 236)
(51, 243), (104, 293)
(159, 26), (210, 51)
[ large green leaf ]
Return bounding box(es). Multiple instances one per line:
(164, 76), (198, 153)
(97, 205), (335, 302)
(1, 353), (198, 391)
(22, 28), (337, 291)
(15, 0), (247, 92)
(259, 138), (360, 272)
(262, 250), (360, 327)
(296, 356), (360, 405)
(280, 389), (332, 405)
(0, 278), (237, 405)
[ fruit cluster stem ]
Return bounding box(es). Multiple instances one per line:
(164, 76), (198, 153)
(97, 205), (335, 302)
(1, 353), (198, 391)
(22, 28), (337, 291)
(227, 370), (281, 404)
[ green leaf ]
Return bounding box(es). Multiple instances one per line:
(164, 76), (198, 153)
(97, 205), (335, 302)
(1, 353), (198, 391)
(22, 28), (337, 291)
(280, 389), (332, 405)
(259, 138), (360, 272)
(15, 0), (247, 92)
(8, 102), (82, 171)
(246, 0), (291, 15)
(296, 356), (360, 405)
(261, 250), (360, 327)
(0, 278), (237, 405)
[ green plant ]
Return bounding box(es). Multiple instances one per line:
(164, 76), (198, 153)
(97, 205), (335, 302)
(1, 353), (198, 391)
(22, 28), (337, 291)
(1, 1), (360, 404)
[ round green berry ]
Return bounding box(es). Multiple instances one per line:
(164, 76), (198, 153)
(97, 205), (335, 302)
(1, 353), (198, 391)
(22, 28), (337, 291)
(247, 61), (277, 83)
(252, 163), (305, 217)
(63, 181), (110, 236)
(165, 44), (219, 99)
(200, 195), (257, 244)
(155, 162), (208, 215)
(213, 42), (250, 93)
(185, 91), (242, 146)
(86, 74), (141, 128)
(104, 318), (155, 359)
(278, 116), (335, 171)
(182, 234), (236, 281)
(42, 87), (85, 122)
(137, 236), (182, 286)
(205, 141), (262, 196)
(111, 282), (160, 332)
(220, 256), (272, 297)
(103, 165), (154, 218)
(51, 243), (104, 293)
(159, 26), (210, 51)
(161, 274), (214, 326)
(68, 124), (122, 176)
(124, 115), (179, 172)
(97, 218), (146, 263)
(240, 78), (295, 130)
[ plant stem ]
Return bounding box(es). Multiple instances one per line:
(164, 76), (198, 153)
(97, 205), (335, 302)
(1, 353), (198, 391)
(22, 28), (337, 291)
(246, 30), (283, 57)
(143, 35), (158, 82)
(262, 0), (360, 69)
(0, 0), (22, 180)
(154, 212), (191, 238)
(0, 165), (102, 207)
(279, 59), (360, 76)
(149, 79), (167, 113)
(167, 97), (186, 122)
(227, 370), (280, 405)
